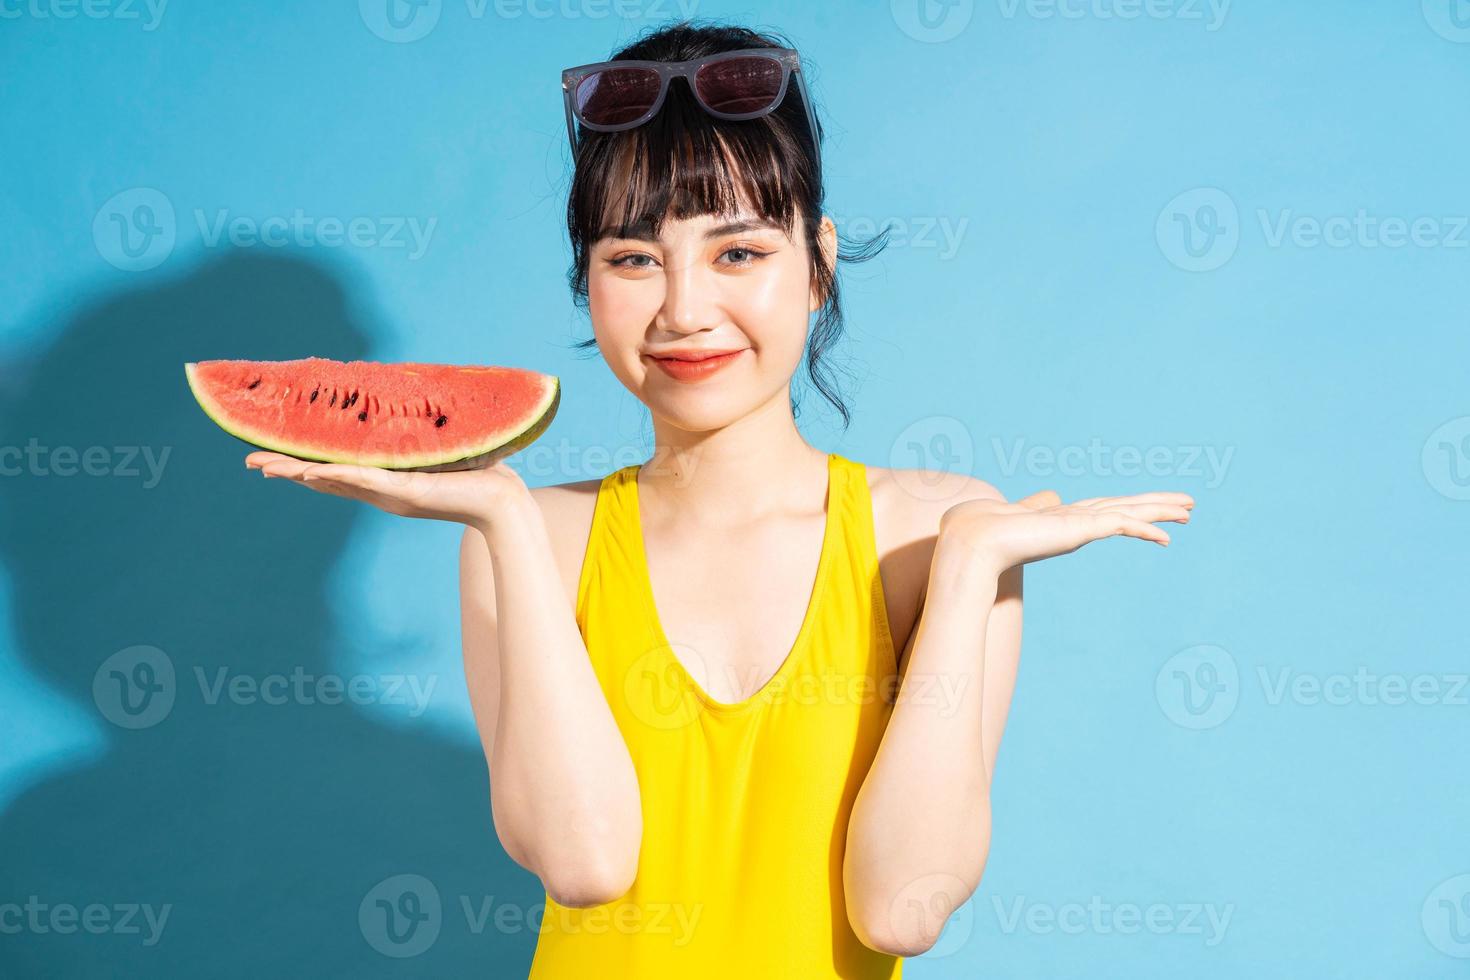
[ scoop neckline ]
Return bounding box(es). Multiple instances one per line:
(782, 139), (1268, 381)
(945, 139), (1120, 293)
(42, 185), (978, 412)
(627, 452), (841, 713)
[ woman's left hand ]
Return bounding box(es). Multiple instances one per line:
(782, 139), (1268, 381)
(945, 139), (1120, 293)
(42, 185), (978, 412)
(939, 489), (1195, 579)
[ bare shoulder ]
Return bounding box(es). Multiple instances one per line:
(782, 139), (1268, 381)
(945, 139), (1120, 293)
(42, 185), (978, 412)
(861, 462), (1006, 655)
(864, 463), (1007, 534)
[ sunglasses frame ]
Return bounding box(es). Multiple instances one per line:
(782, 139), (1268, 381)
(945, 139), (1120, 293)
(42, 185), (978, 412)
(560, 47), (821, 181)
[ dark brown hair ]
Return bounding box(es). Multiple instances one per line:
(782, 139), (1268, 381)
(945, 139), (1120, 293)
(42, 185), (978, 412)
(563, 20), (888, 430)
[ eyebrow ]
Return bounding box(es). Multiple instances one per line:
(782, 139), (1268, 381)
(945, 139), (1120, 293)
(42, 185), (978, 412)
(596, 217), (786, 243)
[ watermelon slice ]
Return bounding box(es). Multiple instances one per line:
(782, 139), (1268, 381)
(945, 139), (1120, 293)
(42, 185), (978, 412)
(185, 357), (559, 471)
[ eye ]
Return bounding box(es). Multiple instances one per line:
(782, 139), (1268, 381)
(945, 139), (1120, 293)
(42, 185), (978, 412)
(718, 245), (772, 266)
(606, 252), (657, 269)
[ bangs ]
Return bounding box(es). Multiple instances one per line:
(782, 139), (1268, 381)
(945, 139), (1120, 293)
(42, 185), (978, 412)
(569, 82), (813, 247)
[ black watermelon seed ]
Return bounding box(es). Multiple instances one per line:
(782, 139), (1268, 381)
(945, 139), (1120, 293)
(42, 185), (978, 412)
(434, 415), (447, 428)
(358, 411), (368, 422)
(247, 377), (261, 390)
(329, 391), (337, 407)
(310, 387), (319, 402)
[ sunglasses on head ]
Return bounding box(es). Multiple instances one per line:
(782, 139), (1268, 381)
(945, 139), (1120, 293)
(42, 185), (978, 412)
(561, 47), (821, 182)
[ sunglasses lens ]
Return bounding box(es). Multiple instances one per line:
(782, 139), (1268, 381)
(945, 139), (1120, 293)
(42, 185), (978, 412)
(576, 67), (662, 127)
(694, 56), (785, 115)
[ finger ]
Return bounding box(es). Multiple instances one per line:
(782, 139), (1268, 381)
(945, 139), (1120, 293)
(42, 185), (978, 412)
(1095, 502), (1192, 525)
(247, 451), (305, 471)
(1095, 511), (1171, 546)
(1074, 492), (1195, 509)
(1015, 490), (1061, 510)
(296, 462), (408, 494)
(258, 458), (322, 480)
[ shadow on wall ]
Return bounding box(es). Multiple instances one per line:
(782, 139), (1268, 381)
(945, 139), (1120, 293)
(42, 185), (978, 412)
(0, 250), (542, 977)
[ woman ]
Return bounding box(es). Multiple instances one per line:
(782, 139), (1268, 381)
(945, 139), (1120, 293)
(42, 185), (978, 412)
(247, 21), (1193, 978)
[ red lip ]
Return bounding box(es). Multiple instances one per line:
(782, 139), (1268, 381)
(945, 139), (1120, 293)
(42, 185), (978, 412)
(646, 348), (746, 362)
(645, 348), (746, 381)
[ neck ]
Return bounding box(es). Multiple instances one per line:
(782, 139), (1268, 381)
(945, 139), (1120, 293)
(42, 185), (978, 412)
(639, 386), (829, 526)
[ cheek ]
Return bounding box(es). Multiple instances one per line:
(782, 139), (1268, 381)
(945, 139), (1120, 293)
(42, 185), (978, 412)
(733, 256), (812, 353)
(587, 271), (665, 392)
(588, 272), (653, 347)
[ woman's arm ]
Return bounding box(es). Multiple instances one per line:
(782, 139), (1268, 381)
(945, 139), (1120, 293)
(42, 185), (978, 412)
(461, 501), (642, 909)
(844, 485), (1193, 956)
(243, 451), (642, 909)
(842, 486), (1019, 957)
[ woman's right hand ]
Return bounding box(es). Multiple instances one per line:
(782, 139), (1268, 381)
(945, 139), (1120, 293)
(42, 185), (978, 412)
(245, 451), (533, 530)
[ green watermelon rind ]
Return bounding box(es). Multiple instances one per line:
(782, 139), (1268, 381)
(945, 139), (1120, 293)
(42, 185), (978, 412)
(184, 361), (560, 472)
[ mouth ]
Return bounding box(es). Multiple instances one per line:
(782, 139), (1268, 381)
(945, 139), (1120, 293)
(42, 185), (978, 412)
(645, 349), (747, 362)
(644, 348), (747, 381)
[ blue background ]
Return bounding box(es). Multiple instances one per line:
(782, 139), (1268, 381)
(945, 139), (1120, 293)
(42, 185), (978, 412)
(3, 1), (1468, 976)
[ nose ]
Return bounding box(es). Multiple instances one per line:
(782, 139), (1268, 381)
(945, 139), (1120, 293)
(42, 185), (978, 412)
(654, 250), (722, 336)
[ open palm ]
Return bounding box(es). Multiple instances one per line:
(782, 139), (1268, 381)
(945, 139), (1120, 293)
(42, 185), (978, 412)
(245, 451), (529, 527)
(941, 489), (1195, 576)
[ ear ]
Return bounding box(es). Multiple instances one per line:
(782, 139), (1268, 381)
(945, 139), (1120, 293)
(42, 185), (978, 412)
(808, 214), (838, 313)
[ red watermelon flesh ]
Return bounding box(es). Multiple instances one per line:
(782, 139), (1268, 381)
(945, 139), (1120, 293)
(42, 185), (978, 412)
(185, 357), (559, 471)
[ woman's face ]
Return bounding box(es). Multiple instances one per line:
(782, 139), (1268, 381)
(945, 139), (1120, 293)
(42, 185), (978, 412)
(588, 204), (837, 432)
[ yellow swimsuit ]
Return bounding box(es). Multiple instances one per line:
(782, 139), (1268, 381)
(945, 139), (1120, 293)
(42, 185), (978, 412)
(527, 452), (903, 978)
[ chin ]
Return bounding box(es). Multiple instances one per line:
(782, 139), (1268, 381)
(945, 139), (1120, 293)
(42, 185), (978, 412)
(644, 394), (753, 433)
